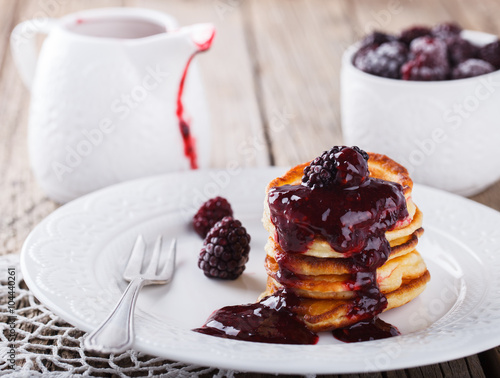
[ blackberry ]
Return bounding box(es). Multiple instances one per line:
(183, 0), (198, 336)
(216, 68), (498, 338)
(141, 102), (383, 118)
(198, 216), (251, 280)
(335, 147), (370, 187)
(478, 40), (500, 69)
(399, 26), (431, 46)
(193, 197), (233, 238)
(401, 60), (449, 81)
(359, 31), (396, 50)
(302, 146), (369, 189)
(402, 36), (450, 81)
(354, 41), (408, 79)
(431, 22), (462, 39)
(353, 146), (369, 161)
(409, 36), (449, 65)
(446, 37), (478, 66)
(452, 59), (495, 79)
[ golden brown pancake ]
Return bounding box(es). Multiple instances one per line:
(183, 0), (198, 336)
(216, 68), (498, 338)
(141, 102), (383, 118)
(264, 227), (424, 277)
(262, 270), (431, 332)
(264, 250), (428, 299)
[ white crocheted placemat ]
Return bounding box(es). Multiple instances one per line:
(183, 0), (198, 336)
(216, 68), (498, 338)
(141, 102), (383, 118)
(0, 253), (240, 377)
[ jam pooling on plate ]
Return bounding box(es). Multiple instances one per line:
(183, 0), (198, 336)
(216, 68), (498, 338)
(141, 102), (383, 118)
(193, 289), (319, 344)
(332, 317), (400, 343)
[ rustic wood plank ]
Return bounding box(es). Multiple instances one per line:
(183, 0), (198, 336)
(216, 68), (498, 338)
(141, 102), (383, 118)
(349, 0), (450, 37)
(436, 0), (500, 35)
(124, 0), (267, 169)
(478, 348), (500, 378)
(439, 358), (475, 378)
(465, 354), (487, 378)
(470, 181), (500, 211)
(386, 370), (408, 378)
(244, 0), (350, 167)
(0, 0), (18, 69)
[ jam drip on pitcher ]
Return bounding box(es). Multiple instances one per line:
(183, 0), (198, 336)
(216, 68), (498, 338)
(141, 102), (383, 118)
(176, 28), (215, 169)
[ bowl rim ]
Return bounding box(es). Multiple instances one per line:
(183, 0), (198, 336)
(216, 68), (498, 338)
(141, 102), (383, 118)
(342, 29), (500, 87)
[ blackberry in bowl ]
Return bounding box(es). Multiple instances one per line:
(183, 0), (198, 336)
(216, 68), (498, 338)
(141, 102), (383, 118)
(351, 23), (500, 81)
(341, 22), (500, 196)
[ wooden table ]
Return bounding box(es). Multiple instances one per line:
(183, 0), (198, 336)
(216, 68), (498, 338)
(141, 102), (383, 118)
(2, 0), (500, 376)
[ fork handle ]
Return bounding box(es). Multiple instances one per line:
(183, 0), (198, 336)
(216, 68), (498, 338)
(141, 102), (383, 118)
(84, 278), (145, 353)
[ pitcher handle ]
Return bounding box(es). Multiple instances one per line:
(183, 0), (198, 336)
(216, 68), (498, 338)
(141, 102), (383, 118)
(10, 18), (55, 90)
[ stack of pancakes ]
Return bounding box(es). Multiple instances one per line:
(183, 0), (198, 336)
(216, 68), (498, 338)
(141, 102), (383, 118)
(261, 152), (430, 332)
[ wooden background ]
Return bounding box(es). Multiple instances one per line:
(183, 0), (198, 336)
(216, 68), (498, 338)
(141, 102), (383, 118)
(2, 0), (500, 376)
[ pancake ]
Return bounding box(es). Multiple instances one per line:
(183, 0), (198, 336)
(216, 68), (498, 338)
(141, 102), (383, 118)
(265, 250), (428, 299)
(262, 270), (431, 331)
(264, 227), (424, 276)
(263, 207), (422, 259)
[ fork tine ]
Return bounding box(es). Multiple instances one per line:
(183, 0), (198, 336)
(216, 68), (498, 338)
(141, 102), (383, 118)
(159, 238), (176, 280)
(144, 235), (163, 276)
(124, 235), (146, 277)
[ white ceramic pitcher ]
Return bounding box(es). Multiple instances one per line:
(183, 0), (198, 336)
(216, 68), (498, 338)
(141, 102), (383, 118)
(11, 8), (215, 203)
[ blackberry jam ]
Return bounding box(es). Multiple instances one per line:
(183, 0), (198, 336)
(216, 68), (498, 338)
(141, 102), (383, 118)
(193, 289), (319, 344)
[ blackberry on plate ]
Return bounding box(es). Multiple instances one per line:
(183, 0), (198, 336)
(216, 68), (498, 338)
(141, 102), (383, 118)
(302, 146), (369, 189)
(198, 216), (251, 280)
(193, 196), (233, 238)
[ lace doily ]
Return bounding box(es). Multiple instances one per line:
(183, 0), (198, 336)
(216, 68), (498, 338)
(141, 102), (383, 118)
(0, 253), (241, 377)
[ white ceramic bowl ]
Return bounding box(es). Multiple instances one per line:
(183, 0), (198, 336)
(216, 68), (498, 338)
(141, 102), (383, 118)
(341, 30), (500, 196)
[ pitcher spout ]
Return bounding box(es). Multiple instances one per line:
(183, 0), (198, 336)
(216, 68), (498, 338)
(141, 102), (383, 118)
(165, 23), (216, 57)
(182, 23), (216, 52)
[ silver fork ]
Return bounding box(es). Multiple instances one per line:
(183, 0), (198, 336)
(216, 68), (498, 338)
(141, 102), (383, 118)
(84, 235), (176, 353)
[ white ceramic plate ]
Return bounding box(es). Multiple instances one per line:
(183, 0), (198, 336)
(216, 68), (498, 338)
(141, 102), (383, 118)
(21, 168), (500, 375)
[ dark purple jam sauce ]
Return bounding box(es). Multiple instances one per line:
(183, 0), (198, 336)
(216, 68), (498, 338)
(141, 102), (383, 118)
(267, 178), (408, 256)
(193, 289), (319, 344)
(332, 317), (400, 342)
